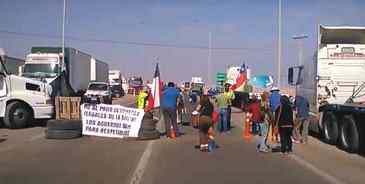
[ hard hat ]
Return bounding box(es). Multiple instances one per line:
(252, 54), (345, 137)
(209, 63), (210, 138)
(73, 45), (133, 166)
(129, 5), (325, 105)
(270, 86), (280, 91)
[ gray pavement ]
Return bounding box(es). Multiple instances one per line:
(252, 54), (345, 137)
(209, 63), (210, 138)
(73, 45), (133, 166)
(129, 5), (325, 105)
(1, 97), (365, 184)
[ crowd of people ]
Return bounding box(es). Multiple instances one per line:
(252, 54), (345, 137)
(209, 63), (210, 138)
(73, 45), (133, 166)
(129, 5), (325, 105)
(136, 82), (310, 154)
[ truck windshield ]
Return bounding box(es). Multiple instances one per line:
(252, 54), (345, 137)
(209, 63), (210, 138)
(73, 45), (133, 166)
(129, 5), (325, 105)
(88, 83), (108, 91)
(23, 63), (59, 78)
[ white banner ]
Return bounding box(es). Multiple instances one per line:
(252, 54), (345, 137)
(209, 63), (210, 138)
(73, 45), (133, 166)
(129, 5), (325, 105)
(81, 104), (145, 138)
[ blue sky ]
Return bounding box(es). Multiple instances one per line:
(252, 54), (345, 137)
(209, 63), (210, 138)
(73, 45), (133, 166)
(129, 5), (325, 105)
(1, 0), (365, 85)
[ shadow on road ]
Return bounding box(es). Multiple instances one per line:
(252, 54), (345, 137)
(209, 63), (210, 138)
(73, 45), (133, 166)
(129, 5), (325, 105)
(0, 119), (47, 129)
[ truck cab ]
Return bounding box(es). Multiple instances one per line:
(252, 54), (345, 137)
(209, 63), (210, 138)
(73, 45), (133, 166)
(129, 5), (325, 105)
(0, 49), (53, 128)
(23, 53), (61, 82)
(288, 26), (365, 153)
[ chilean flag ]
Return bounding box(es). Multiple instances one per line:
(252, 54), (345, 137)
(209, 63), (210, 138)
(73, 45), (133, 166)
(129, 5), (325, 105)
(146, 63), (161, 111)
(230, 63), (247, 91)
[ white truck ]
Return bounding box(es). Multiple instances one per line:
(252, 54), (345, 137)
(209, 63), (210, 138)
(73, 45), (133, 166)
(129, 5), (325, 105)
(23, 47), (108, 97)
(288, 25), (365, 153)
(108, 70), (125, 97)
(0, 49), (53, 128)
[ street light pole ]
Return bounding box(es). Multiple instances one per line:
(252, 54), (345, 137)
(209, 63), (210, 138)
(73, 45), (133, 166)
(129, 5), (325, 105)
(208, 32), (212, 88)
(62, 0), (66, 67)
(277, 0), (282, 88)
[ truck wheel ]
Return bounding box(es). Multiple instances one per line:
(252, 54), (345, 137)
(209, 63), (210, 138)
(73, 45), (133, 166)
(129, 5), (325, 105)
(115, 93), (120, 98)
(4, 102), (32, 129)
(47, 119), (82, 131)
(322, 111), (339, 144)
(340, 116), (359, 153)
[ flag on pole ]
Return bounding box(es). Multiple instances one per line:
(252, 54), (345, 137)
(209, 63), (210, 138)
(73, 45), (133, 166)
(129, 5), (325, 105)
(230, 63), (247, 91)
(146, 63), (161, 111)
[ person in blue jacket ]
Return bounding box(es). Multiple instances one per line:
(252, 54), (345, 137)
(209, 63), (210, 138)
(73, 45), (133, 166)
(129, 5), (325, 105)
(161, 82), (181, 138)
(269, 87), (281, 115)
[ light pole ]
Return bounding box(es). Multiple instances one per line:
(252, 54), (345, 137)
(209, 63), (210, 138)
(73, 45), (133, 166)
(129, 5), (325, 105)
(62, 0), (66, 67)
(292, 35), (308, 66)
(277, 0), (282, 88)
(208, 32), (212, 88)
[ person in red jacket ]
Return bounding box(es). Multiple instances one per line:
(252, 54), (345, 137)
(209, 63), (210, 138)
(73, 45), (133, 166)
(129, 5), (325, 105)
(247, 95), (262, 135)
(247, 94), (270, 152)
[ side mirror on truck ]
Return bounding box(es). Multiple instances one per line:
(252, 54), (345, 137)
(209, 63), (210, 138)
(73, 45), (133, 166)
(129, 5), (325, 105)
(288, 66), (303, 86)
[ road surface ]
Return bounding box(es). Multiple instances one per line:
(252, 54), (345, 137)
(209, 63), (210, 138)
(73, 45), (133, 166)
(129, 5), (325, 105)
(1, 95), (365, 184)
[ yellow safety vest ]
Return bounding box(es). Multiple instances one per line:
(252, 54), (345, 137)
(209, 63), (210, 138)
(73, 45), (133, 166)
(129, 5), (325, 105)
(136, 91), (148, 109)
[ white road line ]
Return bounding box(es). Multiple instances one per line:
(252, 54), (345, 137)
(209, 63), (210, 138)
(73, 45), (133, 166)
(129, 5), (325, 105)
(129, 141), (154, 184)
(233, 112), (346, 184)
(29, 133), (44, 141)
(289, 154), (347, 184)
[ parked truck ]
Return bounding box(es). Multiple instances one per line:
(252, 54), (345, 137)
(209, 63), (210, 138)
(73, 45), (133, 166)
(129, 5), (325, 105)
(288, 25), (365, 153)
(23, 47), (108, 97)
(108, 70), (124, 97)
(0, 49), (53, 128)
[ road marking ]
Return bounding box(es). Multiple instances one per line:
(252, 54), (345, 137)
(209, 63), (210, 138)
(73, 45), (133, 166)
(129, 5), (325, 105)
(29, 133), (44, 141)
(233, 111), (346, 184)
(129, 141), (154, 184)
(289, 154), (347, 184)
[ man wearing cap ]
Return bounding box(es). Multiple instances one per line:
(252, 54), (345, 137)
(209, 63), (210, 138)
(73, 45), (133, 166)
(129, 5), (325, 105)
(223, 83), (235, 130)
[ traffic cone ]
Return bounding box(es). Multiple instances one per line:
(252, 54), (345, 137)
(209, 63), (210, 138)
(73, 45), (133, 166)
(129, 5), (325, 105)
(243, 113), (252, 141)
(170, 125), (176, 139)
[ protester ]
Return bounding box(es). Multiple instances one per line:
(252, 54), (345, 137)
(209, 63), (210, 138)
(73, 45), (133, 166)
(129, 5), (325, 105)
(246, 94), (262, 136)
(275, 95), (294, 154)
(269, 87), (281, 142)
(136, 87), (148, 109)
(223, 83), (235, 130)
(195, 95), (214, 151)
(215, 91), (229, 133)
(269, 87), (281, 114)
(294, 95), (310, 144)
(258, 92), (272, 152)
(161, 82), (181, 138)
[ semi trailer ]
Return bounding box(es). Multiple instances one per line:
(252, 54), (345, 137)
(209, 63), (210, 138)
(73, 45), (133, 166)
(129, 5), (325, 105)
(288, 25), (365, 153)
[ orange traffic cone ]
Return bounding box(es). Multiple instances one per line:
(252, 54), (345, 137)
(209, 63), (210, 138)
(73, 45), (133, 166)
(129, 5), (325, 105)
(243, 113), (252, 141)
(170, 125), (176, 139)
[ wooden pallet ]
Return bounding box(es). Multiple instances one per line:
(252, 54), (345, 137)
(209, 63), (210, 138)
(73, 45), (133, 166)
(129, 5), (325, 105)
(55, 97), (81, 120)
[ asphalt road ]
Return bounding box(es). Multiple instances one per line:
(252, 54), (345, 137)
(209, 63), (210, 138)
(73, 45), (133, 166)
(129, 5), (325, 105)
(1, 95), (365, 184)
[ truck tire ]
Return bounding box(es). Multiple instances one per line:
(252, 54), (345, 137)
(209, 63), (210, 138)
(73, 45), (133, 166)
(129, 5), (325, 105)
(4, 101), (32, 129)
(322, 111), (339, 145)
(339, 116), (360, 153)
(47, 120), (82, 131)
(45, 129), (82, 139)
(115, 93), (120, 98)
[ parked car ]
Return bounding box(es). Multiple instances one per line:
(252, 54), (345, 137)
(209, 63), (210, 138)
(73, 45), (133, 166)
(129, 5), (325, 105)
(110, 84), (124, 98)
(83, 82), (112, 104)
